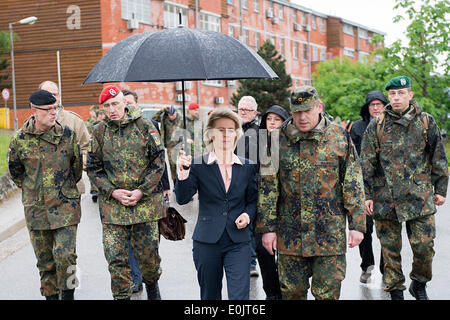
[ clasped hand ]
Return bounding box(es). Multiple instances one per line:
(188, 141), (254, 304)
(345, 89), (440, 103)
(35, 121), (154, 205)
(112, 189), (143, 206)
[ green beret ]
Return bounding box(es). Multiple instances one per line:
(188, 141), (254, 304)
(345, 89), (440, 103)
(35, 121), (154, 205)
(385, 76), (411, 91)
(290, 86), (319, 112)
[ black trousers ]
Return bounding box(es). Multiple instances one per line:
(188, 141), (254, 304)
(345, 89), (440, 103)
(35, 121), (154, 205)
(359, 214), (384, 274)
(255, 233), (282, 299)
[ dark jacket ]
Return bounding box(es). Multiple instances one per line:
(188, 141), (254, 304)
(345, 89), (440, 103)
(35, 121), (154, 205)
(175, 153), (258, 243)
(350, 91), (388, 154)
(235, 118), (260, 165)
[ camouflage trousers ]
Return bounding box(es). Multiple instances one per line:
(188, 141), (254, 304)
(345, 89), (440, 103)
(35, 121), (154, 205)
(28, 225), (78, 297)
(375, 214), (435, 292)
(278, 253), (346, 300)
(102, 222), (161, 299)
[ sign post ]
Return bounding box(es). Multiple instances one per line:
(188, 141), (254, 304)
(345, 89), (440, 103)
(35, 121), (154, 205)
(2, 88), (10, 129)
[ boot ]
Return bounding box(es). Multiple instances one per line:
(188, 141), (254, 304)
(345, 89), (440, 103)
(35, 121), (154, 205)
(61, 289), (75, 300)
(45, 294), (59, 300)
(409, 280), (429, 300)
(390, 290), (404, 300)
(145, 281), (161, 300)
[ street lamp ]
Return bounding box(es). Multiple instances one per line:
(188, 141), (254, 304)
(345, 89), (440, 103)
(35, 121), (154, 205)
(9, 16), (38, 131)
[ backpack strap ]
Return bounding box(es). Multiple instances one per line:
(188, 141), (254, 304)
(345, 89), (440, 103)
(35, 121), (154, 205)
(93, 121), (107, 150)
(375, 113), (386, 154)
(420, 112), (429, 145)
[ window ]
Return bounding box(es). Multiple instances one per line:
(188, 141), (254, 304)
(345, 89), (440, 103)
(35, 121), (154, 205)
(164, 2), (187, 28)
(242, 29), (249, 45)
(278, 4), (284, 20)
(254, 0), (259, 12)
(292, 9), (297, 23)
(293, 41), (298, 60)
(358, 28), (369, 40)
(200, 12), (221, 32)
(301, 12), (307, 26)
(269, 36), (275, 46)
(242, 0), (248, 9)
(319, 18), (325, 33)
(254, 32), (260, 48)
(280, 38), (284, 56)
(303, 44), (308, 61)
(320, 48), (326, 61)
(343, 47), (355, 57)
(311, 15), (316, 30)
(227, 0), (233, 5)
(312, 46), (318, 61)
(203, 80), (223, 87)
(121, 0), (151, 24)
(228, 25), (234, 37)
(343, 24), (354, 35)
(358, 52), (369, 63)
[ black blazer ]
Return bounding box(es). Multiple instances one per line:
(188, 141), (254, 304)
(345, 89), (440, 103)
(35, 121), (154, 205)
(175, 153), (257, 244)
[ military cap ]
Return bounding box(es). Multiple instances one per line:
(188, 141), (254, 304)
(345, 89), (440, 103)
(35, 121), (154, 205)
(99, 85), (122, 104)
(385, 76), (411, 91)
(29, 89), (57, 106)
(290, 86), (319, 112)
(168, 105), (176, 115)
(188, 102), (199, 110)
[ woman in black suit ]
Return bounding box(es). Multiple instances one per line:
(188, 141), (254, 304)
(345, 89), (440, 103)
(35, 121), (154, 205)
(175, 107), (257, 300)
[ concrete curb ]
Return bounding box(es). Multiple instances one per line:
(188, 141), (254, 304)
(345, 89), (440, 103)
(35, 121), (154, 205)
(0, 172), (18, 203)
(0, 173), (24, 243)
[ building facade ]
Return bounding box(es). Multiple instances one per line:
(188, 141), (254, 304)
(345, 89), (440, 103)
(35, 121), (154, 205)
(0, 0), (384, 126)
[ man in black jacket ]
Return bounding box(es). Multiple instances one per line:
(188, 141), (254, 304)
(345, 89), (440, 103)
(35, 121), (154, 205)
(350, 90), (387, 283)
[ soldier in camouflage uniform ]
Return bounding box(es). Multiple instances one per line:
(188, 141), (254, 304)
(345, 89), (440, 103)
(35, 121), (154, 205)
(87, 85), (166, 300)
(256, 86), (366, 300)
(152, 105), (183, 186)
(85, 105), (99, 133)
(361, 76), (448, 300)
(8, 90), (82, 300)
(185, 102), (204, 157)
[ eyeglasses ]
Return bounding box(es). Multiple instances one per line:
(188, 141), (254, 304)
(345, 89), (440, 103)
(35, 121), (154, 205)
(238, 108), (256, 113)
(34, 105), (61, 112)
(369, 103), (384, 108)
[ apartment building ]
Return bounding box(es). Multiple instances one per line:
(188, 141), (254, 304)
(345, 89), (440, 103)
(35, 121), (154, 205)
(0, 0), (384, 126)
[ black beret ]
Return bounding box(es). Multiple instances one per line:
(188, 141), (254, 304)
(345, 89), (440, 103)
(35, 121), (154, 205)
(29, 89), (56, 106)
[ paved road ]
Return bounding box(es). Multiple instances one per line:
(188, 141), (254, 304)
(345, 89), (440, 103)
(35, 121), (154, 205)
(0, 175), (449, 300)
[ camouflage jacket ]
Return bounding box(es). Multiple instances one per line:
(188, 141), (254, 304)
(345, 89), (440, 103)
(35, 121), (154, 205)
(256, 115), (366, 257)
(185, 115), (204, 156)
(152, 109), (183, 151)
(7, 117), (82, 231)
(87, 108), (165, 225)
(360, 101), (448, 222)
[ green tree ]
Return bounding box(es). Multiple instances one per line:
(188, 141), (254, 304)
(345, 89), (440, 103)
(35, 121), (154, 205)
(312, 57), (390, 121)
(231, 40), (292, 115)
(375, 0), (449, 129)
(0, 30), (12, 89)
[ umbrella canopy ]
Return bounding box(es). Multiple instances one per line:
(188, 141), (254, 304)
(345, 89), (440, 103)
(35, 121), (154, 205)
(83, 27), (278, 83)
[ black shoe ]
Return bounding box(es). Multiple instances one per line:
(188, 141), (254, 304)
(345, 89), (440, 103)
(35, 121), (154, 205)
(45, 294), (59, 300)
(409, 280), (429, 300)
(390, 290), (404, 300)
(61, 289), (75, 300)
(92, 195), (98, 203)
(145, 281), (161, 300)
(131, 282), (143, 293)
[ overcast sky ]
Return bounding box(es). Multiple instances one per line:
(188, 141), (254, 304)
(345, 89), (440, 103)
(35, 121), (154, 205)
(291, 0), (409, 46)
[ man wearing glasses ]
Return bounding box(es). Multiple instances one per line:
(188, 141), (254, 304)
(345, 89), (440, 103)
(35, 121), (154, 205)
(8, 89), (83, 300)
(38, 81), (90, 197)
(236, 96), (260, 278)
(350, 90), (388, 284)
(87, 85), (166, 300)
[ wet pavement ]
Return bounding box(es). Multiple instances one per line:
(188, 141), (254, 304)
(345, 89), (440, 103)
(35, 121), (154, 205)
(0, 174), (449, 300)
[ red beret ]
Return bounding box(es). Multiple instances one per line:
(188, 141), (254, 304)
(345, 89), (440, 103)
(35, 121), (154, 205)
(99, 85), (121, 104)
(188, 102), (199, 110)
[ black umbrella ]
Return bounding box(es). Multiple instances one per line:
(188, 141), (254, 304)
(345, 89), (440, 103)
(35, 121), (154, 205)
(83, 26), (278, 127)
